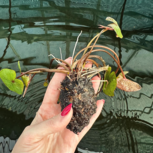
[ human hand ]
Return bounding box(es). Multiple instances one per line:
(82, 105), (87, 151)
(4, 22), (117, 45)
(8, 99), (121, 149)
(12, 57), (105, 153)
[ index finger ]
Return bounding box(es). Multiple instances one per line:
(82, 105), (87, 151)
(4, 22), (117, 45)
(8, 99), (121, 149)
(42, 57), (72, 105)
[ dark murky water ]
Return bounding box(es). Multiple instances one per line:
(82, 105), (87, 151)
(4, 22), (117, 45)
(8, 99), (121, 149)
(0, 0), (153, 153)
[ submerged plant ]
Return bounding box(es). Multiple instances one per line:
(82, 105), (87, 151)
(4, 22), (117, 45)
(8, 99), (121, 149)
(0, 17), (141, 134)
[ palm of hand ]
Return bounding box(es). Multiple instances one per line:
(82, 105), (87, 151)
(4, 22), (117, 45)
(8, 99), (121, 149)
(29, 103), (79, 153)
(12, 58), (104, 153)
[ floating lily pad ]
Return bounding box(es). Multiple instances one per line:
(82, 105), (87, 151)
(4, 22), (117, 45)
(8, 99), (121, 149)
(103, 67), (117, 96)
(0, 69), (24, 95)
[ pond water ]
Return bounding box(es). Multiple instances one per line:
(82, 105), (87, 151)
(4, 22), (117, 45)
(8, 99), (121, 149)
(0, 0), (153, 153)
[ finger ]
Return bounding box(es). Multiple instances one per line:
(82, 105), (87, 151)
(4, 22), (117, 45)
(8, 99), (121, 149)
(91, 75), (101, 93)
(84, 61), (92, 68)
(31, 104), (61, 125)
(42, 57), (72, 105)
(78, 99), (105, 140)
(29, 107), (73, 139)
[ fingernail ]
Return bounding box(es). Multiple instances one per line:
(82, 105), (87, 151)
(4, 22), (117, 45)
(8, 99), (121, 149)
(68, 57), (72, 59)
(61, 103), (72, 116)
(102, 99), (105, 104)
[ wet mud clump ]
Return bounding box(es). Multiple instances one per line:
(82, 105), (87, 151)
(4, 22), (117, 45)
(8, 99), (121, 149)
(60, 73), (97, 134)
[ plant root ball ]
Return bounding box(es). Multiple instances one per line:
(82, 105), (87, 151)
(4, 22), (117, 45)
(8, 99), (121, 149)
(60, 74), (97, 134)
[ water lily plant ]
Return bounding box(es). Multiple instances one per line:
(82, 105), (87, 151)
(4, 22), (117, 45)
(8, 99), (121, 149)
(0, 17), (141, 97)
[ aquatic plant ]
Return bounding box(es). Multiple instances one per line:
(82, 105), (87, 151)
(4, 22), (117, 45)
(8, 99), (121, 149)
(0, 17), (141, 134)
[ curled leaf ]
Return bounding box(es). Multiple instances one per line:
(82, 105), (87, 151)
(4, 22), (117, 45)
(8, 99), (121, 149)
(0, 69), (24, 95)
(103, 67), (117, 96)
(108, 24), (123, 38)
(106, 17), (123, 38)
(21, 75), (30, 87)
(106, 17), (118, 25)
(22, 74), (32, 97)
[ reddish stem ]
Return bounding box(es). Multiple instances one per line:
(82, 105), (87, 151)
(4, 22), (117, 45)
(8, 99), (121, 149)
(16, 68), (69, 79)
(99, 25), (114, 31)
(73, 45), (126, 79)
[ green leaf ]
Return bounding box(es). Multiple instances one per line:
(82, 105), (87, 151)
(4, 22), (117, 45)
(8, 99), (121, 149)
(0, 69), (24, 95)
(43, 81), (48, 87)
(18, 61), (21, 73)
(21, 75), (30, 87)
(106, 17), (123, 38)
(108, 24), (123, 38)
(103, 67), (117, 96)
(106, 17), (118, 25)
(18, 61), (31, 87)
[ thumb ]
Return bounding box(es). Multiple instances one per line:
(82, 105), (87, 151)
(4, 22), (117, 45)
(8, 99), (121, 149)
(29, 104), (73, 138)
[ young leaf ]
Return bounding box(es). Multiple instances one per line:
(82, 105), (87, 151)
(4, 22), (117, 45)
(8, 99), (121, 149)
(22, 74), (32, 97)
(108, 24), (123, 38)
(21, 75), (30, 87)
(103, 67), (117, 96)
(43, 81), (48, 87)
(106, 17), (123, 38)
(18, 61), (21, 73)
(106, 17), (118, 25)
(0, 69), (24, 94)
(17, 61), (31, 87)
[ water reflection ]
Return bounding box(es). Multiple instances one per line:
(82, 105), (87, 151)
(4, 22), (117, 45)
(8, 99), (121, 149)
(0, 0), (153, 153)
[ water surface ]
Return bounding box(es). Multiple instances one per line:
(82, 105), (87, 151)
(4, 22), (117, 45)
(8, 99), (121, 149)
(0, 0), (153, 153)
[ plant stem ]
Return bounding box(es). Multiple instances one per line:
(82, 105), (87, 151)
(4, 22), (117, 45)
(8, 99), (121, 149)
(91, 49), (126, 78)
(72, 45), (125, 78)
(53, 58), (71, 69)
(82, 29), (107, 70)
(83, 29), (106, 55)
(16, 68), (69, 79)
(99, 25), (114, 31)
(88, 55), (106, 66)
(71, 30), (82, 65)
(82, 66), (108, 77)
(73, 44), (119, 65)
(86, 59), (100, 67)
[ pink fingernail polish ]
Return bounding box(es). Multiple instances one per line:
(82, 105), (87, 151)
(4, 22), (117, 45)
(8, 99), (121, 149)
(61, 103), (72, 116)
